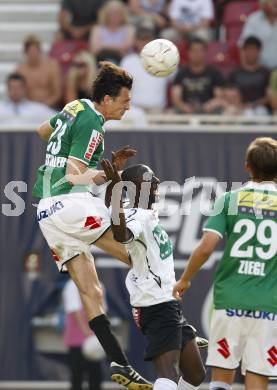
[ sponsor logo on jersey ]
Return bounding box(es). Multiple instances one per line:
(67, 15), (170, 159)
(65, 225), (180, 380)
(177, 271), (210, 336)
(84, 216), (102, 229)
(217, 338), (230, 358)
(63, 100), (85, 117)
(238, 260), (266, 276)
(267, 346), (277, 367)
(238, 191), (277, 218)
(226, 309), (276, 321)
(37, 201), (64, 221)
(45, 154), (67, 168)
(84, 130), (103, 161)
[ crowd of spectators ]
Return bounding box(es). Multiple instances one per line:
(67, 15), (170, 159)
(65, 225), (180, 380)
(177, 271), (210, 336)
(2, 0), (277, 123)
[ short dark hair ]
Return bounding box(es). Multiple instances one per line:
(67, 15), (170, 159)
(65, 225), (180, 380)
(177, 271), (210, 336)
(7, 73), (26, 85)
(246, 137), (277, 181)
(24, 34), (41, 52)
(242, 36), (262, 49)
(92, 61), (133, 103)
(187, 37), (206, 50)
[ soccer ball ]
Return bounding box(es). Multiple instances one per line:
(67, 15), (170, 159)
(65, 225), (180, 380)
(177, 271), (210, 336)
(82, 334), (105, 361)
(140, 39), (180, 77)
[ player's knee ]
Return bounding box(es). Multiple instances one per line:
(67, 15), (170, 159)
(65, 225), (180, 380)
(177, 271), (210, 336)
(79, 284), (103, 305)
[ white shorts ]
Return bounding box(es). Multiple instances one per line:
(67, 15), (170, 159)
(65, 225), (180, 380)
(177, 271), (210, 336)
(206, 309), (277, 377)
(37, 192), (111, 272)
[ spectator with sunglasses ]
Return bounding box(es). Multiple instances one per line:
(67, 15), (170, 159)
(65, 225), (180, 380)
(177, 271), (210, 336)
(65, 51), (97, 103)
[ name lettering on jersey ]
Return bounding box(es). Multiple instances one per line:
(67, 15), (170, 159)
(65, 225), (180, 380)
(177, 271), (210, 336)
(226, 309), (276, 321)
(45, 154), (67, 168)
(63, 100), (85, 117)
(84, 130), (103, 161)
(238, 260), (266, 276)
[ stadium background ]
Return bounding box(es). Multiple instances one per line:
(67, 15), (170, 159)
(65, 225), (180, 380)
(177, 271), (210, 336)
(0, 0), (277, 389)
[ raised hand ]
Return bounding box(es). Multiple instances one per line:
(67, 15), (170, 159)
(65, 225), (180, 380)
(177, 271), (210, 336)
(112, 145), (137, 171)
(101, 158), (121, 184)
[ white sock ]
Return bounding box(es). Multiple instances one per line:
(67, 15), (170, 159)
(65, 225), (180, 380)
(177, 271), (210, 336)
(209, 381), (232, 390)
(177, 376), (199, 390)
(154, 378), (177, 390)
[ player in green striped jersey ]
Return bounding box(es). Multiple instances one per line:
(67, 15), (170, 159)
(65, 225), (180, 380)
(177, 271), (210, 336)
(33, 62), (152, 389)
(173, 137), (277, 390)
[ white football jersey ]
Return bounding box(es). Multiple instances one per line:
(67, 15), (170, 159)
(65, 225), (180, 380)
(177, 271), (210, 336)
(123, 207), (176, 307)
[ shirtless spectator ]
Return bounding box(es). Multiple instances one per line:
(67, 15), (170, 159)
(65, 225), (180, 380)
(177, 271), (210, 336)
(229, 36), (270, 115)
(168, 0), (214, 42)
(172, 38), (225, 114)
(16, 35), (62, 109)
(58, 0), (103, 41)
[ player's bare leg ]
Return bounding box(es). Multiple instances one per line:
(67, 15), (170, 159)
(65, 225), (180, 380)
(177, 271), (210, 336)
(67, 253), (152, 390)
(179, 338), (206, 387)
(245, 371), (268, 390)
(210, 367), (236, 389)
(152, 350), (180, 390)
(93, 228), (130, 265)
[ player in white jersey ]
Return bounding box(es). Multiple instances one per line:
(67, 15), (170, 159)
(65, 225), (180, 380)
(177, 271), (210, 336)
(101, 158), (206, 390)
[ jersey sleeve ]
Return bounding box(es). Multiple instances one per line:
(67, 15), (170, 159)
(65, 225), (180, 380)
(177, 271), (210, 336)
(49, 113), (58, 129)
(69, 121), (104, 166)
(123, 209), (145, 243)
(203, 193), (228, 238)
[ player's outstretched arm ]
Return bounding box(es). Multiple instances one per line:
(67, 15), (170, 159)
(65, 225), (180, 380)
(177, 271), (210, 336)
(173, 231), (221, 300)
(101, 159), (133, 243)
(36, 120), (53, 141)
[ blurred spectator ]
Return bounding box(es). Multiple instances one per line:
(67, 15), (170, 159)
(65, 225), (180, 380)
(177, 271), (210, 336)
(222, 83), (244, 116)
(16, 35), (62, 108)
(240, 0), (277, 69)
(63, 279), (104, 390)
(268, 69), (277, 114)
(90, 1), (135, 64)
(128, 0), (169, 30)
(172, 38), (225, 114)
(65, 51), (97, 103)
(58, 0), (103, 41)
(120, 23), (168, 112)
(229, 36), (270, 115)
(0, 73), (56, 126)
(167, 0), (214, 42)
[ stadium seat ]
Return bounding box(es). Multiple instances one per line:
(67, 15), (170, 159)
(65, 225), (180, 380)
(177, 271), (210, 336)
(206, 41), (240, 76)
(222, 1), (259, 44)
(49, 40), (89, 75)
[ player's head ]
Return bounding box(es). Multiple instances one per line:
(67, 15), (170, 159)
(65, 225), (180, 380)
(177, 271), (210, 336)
(92, 61), (133, 120)
(122, 164), (160, 209)
(245, 137), (277, 182)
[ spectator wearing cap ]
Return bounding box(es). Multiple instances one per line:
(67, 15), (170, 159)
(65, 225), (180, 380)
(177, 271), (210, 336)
(229, 36), (270, 116)
(120, 23), (169, 112)
(58, 0), (103, 41)
(16, 35), (62, 108)
(172, 38), (225, 114)
(90, 1), (135, 64)
(0, 73), (56, 126)
(167, 0), (214, 42)
(240, 0), (277, 69)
